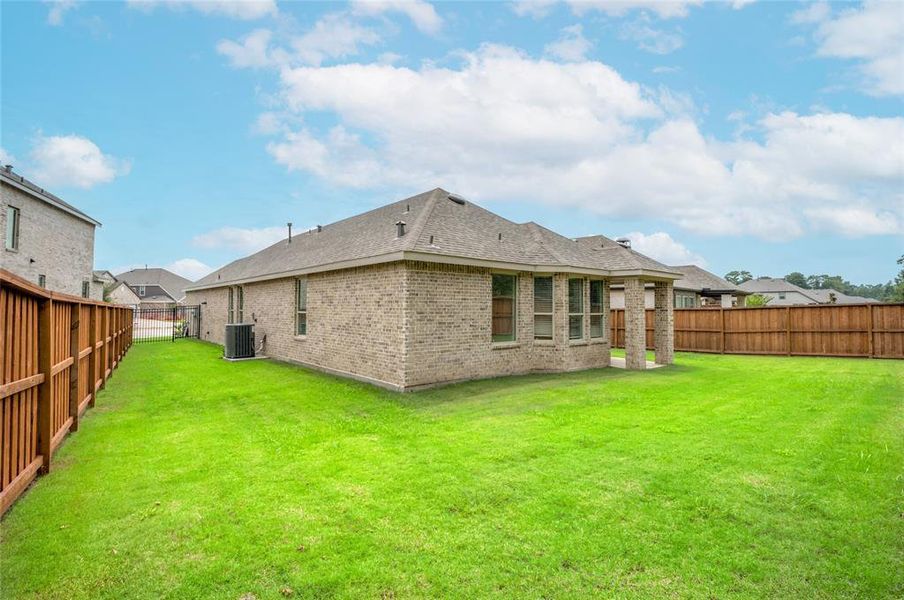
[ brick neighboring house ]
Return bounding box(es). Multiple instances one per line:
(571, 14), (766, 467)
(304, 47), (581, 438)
(114, 267), (192, 308)
(1, 166), (104, 299)
(106, 280), (142, 305)
(739, 277), (880, 305)
(186, 189), (682, 391)
(610, 264), (749, 309)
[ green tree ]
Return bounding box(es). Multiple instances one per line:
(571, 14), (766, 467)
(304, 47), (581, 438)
(745, 294), (771, 307)
(784, 272), (808, 288)
(893, 255), (904, 302)
(725, 270), (753, 285)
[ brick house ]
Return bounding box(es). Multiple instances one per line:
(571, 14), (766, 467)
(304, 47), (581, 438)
(1, 165), (103, 299)
(186, 189), (681, 391)
(114, 267), (193, 308)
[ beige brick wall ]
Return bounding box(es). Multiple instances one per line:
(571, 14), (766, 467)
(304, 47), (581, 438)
(1, 182), (99, 298)
(188, 260), (612, 391)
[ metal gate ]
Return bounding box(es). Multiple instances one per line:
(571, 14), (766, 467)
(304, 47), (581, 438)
(132, 305), (201, 343)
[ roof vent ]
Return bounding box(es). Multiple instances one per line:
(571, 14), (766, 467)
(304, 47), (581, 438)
(3, 165), (12, 173)
(498, 233), (502, 241)
(396, 220), (406, 237)
(317, 224), (322, 233)
(615, 237), (631, 249)
(287, 222), (293, 243)
(448, 193), (466, 205)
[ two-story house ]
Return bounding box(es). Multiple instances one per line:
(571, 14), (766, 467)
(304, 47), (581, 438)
(1, 165), (103, 299)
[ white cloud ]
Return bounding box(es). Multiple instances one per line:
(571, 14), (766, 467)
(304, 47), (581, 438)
(217, 15), (380, 69)
(126, 0), (277, 20)
(216, 28), (274, 69)
(351, 0), (443, 34)
(0, 147), (17, 166)
(544, 24), (592, 62)
(804, 206), (902, 237)
(513, 0), (702, 19)
(622, 231), (707, 267)
(45, 0), (78, 25)
(240, 43), (902, 240)
(652, 65), (680, 74)
(165, 258), (214, 281)
(192, 225), (287, 252)
(620, 18), (684, 54)
(29, 134), (130, 189)
(797, 1), (904, 96)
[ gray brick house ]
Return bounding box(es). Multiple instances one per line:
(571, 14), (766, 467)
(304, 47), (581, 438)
(186, 189), (680, 390)
(1, 165), (103, 299)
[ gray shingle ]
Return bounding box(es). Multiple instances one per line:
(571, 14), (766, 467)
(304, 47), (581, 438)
(190, 188), (681, 289)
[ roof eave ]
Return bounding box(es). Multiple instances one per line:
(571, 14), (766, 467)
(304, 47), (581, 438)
(1, 173), (101, 227)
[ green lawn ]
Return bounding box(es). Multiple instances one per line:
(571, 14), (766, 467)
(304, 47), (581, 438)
(2, 342), (902, 599)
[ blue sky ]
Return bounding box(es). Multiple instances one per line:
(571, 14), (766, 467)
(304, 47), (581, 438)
(2, 0), (902, 283)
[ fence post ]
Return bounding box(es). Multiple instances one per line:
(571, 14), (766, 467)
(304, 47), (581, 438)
(867, 304), (874, 358)
(37, 298), (54, 474)
(786, 306), (792, 356)
(68, 303), (81, 432)
(88, 304), (98, 407)
(100, 306), (108, 389)
(720, 308), (725, 354)
(172, 305), (177, 342)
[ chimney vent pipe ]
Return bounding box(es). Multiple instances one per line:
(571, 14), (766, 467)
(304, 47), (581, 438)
(396, 221), (406, 237)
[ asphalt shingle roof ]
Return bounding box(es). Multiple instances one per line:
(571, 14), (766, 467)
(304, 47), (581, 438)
(115, 268), (194, 302)
(190, 188), (680, 290)
(1, 168), (100, 226)
(670, 265), (745, 293)
(738, 277), (820, 301)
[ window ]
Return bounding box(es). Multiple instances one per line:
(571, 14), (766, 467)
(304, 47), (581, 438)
(778, 292), (786, 300)
(675, 293), (696, 308)
(5, 206), (19, 251)
(589, 280), (604, 338)
(82, 281), (90, 298)
(568, 278), (584, 340)
(38, 274), (46, 288)
(295, 278), (307, 335)
(491, 274), (516, 342)
(533, 276), (553, 340)
(137, 285), (146, 297)
(236, 286), (244, 323)
(227, 287), (234, 324)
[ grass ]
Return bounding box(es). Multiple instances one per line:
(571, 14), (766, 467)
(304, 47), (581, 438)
(2, 342), (902, 599)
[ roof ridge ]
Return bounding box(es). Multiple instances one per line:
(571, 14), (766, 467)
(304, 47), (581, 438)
(523, 222), (568, 265)
(404, 188), (444, 250)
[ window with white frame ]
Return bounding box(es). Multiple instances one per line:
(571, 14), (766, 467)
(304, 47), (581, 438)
(227, 287), (235, 323)
(236, 286), (244, 323)
(492, 274), (516, 342)
(675, 293), (696, 308)
(568, 278), (584, 340)
(589, 280), (604, 338)
(38, 274), (46, 288)
(137, 285), (146, 297)
(295, 278), (307, 335)
(82, 281), (90, 298)
(5, 205), (20, 251)
(533, 276), (553, 340)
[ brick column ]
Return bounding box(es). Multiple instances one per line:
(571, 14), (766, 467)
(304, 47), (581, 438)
(623, 278), (646, 370)
(654, 281), (674, 365)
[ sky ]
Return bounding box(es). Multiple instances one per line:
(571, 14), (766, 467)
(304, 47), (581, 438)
(1, 0), (902, 284)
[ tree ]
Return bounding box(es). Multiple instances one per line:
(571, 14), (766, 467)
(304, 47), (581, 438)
(893, 255), (904, 302)
(725, 270), (753, 285)
(784, 272), (808, 288)
(745, 294), (771, 307)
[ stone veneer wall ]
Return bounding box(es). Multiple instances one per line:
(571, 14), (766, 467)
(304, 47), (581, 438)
(188, 260), (612, 391)
(1, 182), (100, 298)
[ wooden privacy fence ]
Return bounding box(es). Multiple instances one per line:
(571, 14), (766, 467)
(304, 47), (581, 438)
(1, 269), (133, 516)
(611, 303), (904, 359)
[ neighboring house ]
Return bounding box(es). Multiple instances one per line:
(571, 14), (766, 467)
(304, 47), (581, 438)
(186, 188), (682, 391)
(809, 288), (880, 304)
(610, 264), (749, 309)
(115, 267), (193, 307)
(1, 165), (103, 299)
(106, 280), (142, 305)
(737, 278), (878, 305)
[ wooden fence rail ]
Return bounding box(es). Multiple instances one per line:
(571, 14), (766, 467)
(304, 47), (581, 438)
(610, 303), (904, 359)
(1, 269), (133, 516)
